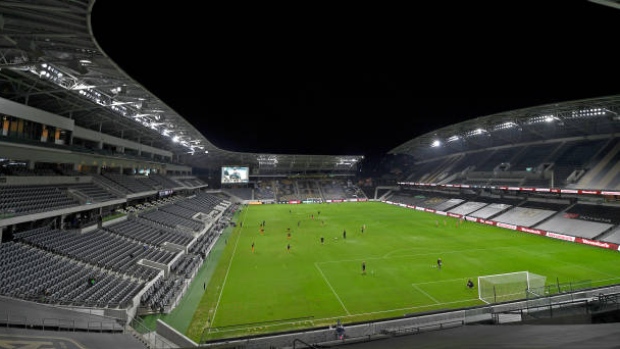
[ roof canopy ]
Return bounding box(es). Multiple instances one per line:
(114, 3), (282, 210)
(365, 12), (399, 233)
(0, 1), (363, 175)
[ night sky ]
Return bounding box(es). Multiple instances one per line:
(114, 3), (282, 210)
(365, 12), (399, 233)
(91, 1), (620, 166)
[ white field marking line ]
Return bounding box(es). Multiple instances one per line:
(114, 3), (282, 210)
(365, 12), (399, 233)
(383, 246), (516, 259)
(314, 262), (351, 316)
(412, 284), (440, 304)
(591, 277), (620, 284)
(207, 208), (247, 335)
(208, 298), (480, 333)
(316, 246), (517, 266)
(213, 318), (317, 334)
(307, 297), (482, 325)
(413, 277), (474, 286)
(515, 246), (620, 279)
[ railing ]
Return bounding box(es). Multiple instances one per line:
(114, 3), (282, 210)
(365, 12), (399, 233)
(130, 316), (176, 349)
(522, 291), (620, 321)
(196, 285), (620, 349)
(292, 338), (319, 348)
(2, 286), (619, 348)
(0, 312), (125, 332)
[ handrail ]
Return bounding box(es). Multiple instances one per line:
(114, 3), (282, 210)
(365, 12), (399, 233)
(292, 338), (319, 349)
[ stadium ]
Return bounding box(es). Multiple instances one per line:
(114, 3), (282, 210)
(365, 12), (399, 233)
(1, 1), (620, 348)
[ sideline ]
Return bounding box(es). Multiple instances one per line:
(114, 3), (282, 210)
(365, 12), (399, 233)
(142, 210), (240, 333)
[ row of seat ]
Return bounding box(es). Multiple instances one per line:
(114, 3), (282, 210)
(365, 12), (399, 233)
(1, 192), (235, 312)
(0, 242), (144, 308)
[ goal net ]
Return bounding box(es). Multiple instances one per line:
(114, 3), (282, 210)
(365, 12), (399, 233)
(478, 271), (546, 304)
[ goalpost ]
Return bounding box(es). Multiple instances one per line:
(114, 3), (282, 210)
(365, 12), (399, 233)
(478, 271), (546, 304)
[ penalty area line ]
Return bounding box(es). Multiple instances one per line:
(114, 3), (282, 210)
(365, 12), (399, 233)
(314, 262), (351, 316)
(412, 284), (440, 304)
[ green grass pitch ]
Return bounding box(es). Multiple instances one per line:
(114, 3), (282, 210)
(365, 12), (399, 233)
(184, 201), (620, 342)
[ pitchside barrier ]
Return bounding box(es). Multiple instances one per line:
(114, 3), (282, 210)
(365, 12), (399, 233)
(167, 285), (620, 349)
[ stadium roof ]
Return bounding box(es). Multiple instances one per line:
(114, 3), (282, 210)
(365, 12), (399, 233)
(589, 0), (620, 10)
(390, 95), (620, 160)
(0, 0), (363, 174)
(2, 1), (619, 175)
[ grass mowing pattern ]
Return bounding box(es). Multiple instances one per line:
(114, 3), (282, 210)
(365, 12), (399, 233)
(185, 201), (620, 342)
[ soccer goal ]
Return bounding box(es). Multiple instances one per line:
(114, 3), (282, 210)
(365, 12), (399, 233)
(478, 271), (546, 304)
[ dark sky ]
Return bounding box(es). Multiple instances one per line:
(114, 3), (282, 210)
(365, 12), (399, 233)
(91, 1), (620, 164)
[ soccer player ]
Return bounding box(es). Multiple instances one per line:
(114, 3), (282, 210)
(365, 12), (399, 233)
(467, 279), (474, 289)
(320, 236), (324, 245)
(343, 229), (346, 239)
(251, 242), (255, 253)
(362, 261), (366, 275)
(287, 243), (291, 252)
(437, 257), (442, 269)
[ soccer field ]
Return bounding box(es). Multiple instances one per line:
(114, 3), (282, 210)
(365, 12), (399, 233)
(186, 201), (620, 342)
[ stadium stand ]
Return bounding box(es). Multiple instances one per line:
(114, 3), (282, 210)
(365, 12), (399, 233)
(1, 2), (620, 349)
